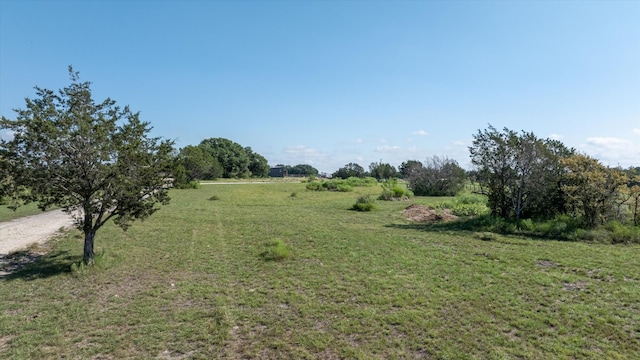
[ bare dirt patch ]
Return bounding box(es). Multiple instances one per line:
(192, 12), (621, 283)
(0, 209), (75, 255)
(402, 204), (458, 222)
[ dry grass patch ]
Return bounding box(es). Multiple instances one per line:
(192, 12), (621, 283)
(402, 204), (458, 222)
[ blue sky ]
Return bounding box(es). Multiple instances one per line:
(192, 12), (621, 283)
(1, 0), (638, 174)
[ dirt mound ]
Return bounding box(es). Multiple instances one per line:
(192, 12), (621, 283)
(402, 204), (458, 222)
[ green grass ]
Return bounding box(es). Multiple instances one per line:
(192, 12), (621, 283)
(0, 202), (49, 222)
(1, 183), (639, 359)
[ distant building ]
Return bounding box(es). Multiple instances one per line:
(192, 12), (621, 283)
(269, 167), (288, 177)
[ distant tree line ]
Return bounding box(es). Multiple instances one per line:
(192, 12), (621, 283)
(276, 164), (319, 176)
(173, 138), (269, 187)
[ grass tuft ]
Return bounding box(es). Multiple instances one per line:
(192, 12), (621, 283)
(260, 239), (292, 261)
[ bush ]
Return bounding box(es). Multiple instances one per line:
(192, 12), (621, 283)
(379, 179), (413, 201)
(305, 181), (324, 191)
(260, 239), (291, 261)
(449, 203), (489, 217)
(306, 178), (372, 192)
(603, 221), (640, 244)
(351, 195), (376, 212)
(430, 196), (489, 217)
(407, 156), (466, 196)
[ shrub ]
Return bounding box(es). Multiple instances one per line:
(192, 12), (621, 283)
(260, 239), (291, 261)
(379, 179), (413, 200)
(351, 195), (376, 212)
(604, 221), (640, 244)
(305, 181), (325, 191)
(407, 156), (466, 196)
(518, 218), (535, 231)
(449, 203), (489, 217)
(345, 176), (378, 187)
(306, 179), (357, 192)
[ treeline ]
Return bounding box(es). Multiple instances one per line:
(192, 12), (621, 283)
(173, 138), (269, 187)
(469, 125), (640, 229)
(327, 125), (640, 231)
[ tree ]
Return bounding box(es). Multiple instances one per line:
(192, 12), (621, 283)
(399, 160), (422, 179)
(561, 154), (628, 228)
(177, 145), (221, 181)
(332, 162), (366, 179)
(0, 67), (174, 264)
(286, 164), (319, 176)
(469, 125), (574, 221)
(407, 156), (466, 196)
(628, 175), (640, 226)
(369, 161), (397, 181)
(245, 147), (269, 177)
(469, 126), (514, 217)
(198, 138), (253, 178)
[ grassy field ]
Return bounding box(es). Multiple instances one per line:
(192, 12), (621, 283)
(1, 183), (639, 359)
(0, 202), (49, 222)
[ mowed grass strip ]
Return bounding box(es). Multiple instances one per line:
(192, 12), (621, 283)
(0, 202), (49, 222)
(0, 183), (639, 359)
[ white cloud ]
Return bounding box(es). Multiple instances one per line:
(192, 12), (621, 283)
(549, 134), (564, 140)
(586, 137), (630, 147)
(453, 140), (465, 146)
(379, 138), (387, 143)
(632, 128), (640, 136)
(284, 145), (325, 157)
(412, 130), (428, 136)
(376, 145), (401, 153)
(581, 137), (640, 167)
(354, 138), (364, 144)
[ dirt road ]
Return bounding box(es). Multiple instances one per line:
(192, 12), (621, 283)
(0, 210), (76, 255)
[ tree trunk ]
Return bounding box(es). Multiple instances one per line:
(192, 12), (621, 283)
(83, 229), (95, 265)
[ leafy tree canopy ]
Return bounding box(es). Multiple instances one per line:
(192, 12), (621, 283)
(332, 163), (366, 179)
(0, 67), (174, 264)
(283, 164), (319, 176)
(369, 161), (397, 181)
(407, 156), (466, 196)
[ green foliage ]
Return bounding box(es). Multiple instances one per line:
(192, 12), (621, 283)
(175, 145), (221, 183)
(245, 146), (269, 178)
(398, 159), (422, 179)
(332, 162), (366, 179)
(369, 161), (397, 180)
(431, 195), (490, 217)
(306, 177), (375, 192)
(562, 154), (628, 228)
(279, 163), (319, 176)
(305, 181), (324, 191)
(344, 176), (377, 187)
(379, 179), (412, 200)
(198, 138), (268, 178)
(351, 195), (376, 211)
(0, 67), (174, 264)
(470, 125), (573, 221)
(260, 239), (291, 261)
(407, 156), (466, 196)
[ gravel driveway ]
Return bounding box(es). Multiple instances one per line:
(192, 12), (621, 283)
(0, 210), (76, 255)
